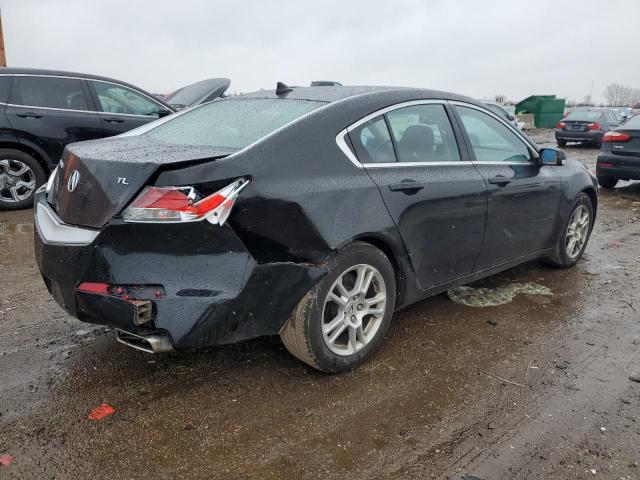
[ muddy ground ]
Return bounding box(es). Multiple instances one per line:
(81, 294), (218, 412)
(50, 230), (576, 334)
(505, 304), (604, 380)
(1, 130), (639, 479)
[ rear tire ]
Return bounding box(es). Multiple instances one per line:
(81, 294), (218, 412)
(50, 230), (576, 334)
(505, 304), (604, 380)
(597, 176), (618, 189)
(280, 241), (396, 373)
(556, 139), (567, 147)
(543, 193), (593, 268)
(0, 149), (46, 210)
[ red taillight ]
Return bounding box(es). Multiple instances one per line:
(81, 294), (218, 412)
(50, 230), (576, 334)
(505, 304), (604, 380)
(556, 121), (566, 129)
(77, 282), (110, 295)
(588, 122), (601, 131)
(598, 162), (613, 167)
(602, 131), (631, 142)
(122, 178), (249, 225)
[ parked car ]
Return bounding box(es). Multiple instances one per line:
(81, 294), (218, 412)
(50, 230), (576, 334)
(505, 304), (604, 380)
(34, 85), (597, 372)
(555, 108), (622, 148)
(482, 101), (523, 130)
(596, 113), (640, 189)
(163, 78), (230, 110)
(0, 68), (175, 210)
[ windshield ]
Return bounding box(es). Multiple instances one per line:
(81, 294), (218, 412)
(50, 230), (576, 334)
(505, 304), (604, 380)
(145, 98), (324, 149)
(565, 111), (603, 122)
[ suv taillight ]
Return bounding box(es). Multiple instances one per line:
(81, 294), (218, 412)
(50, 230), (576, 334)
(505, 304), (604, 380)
(603, 131), (631, 142)
(588, 122), (601, 131)
(122, 177), (249, 225)
(556, 121), (566, 129)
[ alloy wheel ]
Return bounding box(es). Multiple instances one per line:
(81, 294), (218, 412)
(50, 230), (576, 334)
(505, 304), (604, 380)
(0, 159), (37, 203)
(322, 264), (387, 356)
(565, 204), (590, 259)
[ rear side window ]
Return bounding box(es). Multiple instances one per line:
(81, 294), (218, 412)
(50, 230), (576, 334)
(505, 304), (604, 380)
(456, 106), (531, 163)
(0, 76), (12, 103)
(387, 104), (460, 162)
(146, 98), (323, 149)
(349, 116), (395, 163)
(90, 81), (161, 116)
(10, 76), (89, 110)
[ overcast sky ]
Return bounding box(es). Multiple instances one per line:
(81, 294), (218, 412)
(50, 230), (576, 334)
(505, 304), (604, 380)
(2, 0), (639, 103)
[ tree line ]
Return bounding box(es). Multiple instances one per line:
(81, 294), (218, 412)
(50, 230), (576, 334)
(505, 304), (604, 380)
(603, 83), (640, 106)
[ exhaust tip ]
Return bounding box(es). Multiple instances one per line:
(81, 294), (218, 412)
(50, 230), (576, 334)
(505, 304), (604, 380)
(115, 329), (173, 353)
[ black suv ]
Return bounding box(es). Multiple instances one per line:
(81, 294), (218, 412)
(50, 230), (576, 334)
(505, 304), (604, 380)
(0, 68), (175, 210)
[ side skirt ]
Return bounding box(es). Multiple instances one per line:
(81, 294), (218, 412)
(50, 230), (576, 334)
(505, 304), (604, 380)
(400, 249), (553, 307)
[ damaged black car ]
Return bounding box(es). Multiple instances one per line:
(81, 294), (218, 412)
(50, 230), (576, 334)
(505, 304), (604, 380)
(34, 84), (597, 372)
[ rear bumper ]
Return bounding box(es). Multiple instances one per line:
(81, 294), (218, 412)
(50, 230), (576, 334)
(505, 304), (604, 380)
(596, 153), (640, 180)
(555, 129), (603, 143)
(34, 190), (327, 349)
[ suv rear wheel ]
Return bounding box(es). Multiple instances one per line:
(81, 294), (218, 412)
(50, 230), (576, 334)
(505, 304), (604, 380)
(280, 241), (396, 372)
(0, 149), (46, 210)
(557, 139), (567, 147)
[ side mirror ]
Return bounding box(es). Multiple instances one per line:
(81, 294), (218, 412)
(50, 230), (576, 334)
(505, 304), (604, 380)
(156, 108), (173, 118)
(507, 114), (515, 121)
(540, 147), (566, 166)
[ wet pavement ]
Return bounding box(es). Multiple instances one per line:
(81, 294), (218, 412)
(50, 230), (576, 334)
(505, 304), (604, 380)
(1, 130), (639, 479)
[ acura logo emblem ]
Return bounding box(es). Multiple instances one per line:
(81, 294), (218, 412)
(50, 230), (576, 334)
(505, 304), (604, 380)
(67, 170), (80, 192)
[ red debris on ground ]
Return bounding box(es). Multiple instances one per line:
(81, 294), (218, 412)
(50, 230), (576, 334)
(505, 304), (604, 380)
(88, 403), (116, 420)
(0, 454), (14, 466)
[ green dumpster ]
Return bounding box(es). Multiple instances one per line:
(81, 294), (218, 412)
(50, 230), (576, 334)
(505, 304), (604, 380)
(515, 95), (565, 128)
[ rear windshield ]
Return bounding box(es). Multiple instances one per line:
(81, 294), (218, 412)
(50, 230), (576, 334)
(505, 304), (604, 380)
(564, 111), (603, 122)
(146, 98), (324, 149)
(622, 113), (640, 129)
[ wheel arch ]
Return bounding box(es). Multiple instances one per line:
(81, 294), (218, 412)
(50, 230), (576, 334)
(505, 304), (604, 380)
(342, 234), (408, 309)
(581, 186), (598, 216)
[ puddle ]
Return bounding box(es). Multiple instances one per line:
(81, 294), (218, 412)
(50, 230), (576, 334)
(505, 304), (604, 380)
(447, 282), (552, 307)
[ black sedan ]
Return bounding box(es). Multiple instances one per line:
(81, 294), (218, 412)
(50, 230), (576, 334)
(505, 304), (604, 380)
(555, 108), (622, 148)
(34, 85), (597, 372)
(596, 113), (640, 188)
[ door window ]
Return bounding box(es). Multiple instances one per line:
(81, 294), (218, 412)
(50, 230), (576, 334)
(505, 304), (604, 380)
(387, 104), (460, 162)
(90, 81), (162, 116)
(10, 76), (89, 111)
(349, 116), (396, 163)
(456, 106), (531, 162)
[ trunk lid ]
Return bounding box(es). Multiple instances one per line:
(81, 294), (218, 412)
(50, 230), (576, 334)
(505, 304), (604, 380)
(48, 136), (236, 229)
(609, 128), (640, 157)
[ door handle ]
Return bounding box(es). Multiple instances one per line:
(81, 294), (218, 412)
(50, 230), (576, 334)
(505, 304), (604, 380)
(389, 180), (424, 192)
(103, 117), (125, 123)
(487, 176), (511, 186)
(16, 112), (43, 118)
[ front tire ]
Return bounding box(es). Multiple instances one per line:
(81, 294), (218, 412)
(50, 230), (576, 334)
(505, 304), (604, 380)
(543, 193), (594, 268)
(597, 176), (618, 189)
(0, 149), (46, 210)
(280, 241), (396, 373)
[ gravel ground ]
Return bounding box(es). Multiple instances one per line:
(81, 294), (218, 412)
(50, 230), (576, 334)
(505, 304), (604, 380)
(1, 130), (639, 479)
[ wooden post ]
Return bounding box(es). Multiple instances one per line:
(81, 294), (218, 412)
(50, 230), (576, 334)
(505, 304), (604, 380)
(0, 10), (6, 67)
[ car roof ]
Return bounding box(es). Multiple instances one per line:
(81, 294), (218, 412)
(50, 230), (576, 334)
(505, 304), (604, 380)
(0, 67), (174, 110)
(238, 85), (480, 105)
